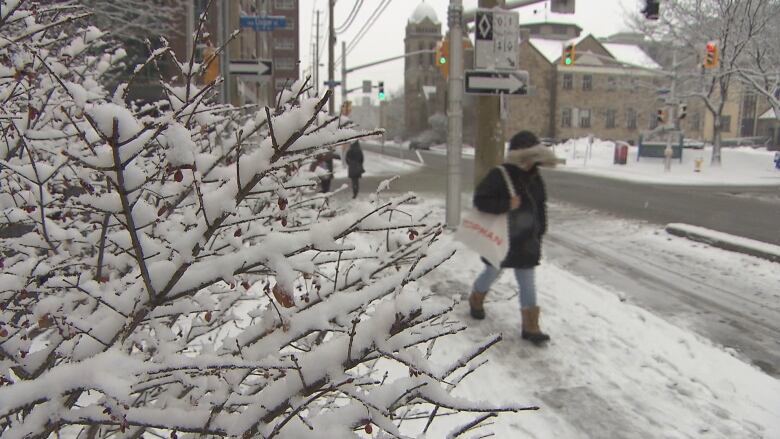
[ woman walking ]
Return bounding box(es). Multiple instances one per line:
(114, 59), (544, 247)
(468, 130), (558, 346)
(345, 140), (364, 198)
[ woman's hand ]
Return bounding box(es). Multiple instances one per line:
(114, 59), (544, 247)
(510, 196), (522, 210)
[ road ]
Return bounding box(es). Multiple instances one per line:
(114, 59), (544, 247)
(351, 142), (780, 377)
(361, 142), (780, 245)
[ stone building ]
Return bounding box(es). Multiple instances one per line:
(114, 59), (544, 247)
(404, 2), (447, 138)
(506, 23), (677, 143)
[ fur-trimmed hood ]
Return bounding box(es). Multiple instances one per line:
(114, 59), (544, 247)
(505, 145), (559, 170)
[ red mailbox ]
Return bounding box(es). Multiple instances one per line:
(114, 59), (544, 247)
(614, 142), (629, 165)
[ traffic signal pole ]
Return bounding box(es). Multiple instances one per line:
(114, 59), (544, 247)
(328, 0), (336, 115)
(341, 41), (348, 109)
(446, 0), (464, 229)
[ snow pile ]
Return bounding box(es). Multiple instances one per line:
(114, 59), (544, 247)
(553, 137), (780, 186)
(666, 223), (780, 262)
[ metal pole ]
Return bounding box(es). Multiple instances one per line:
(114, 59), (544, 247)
(664, 50), (677, 172)
(328, 0), (336, 114)
(218, 0), (230, 104)
(341, 40), (347, 110)
(315, 10), (321, 96)
(185, 1), (194, 62)
(446, 0), (464, 229)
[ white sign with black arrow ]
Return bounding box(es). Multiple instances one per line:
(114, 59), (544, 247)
(229, 59), (273, 82)
(465, 70), (529, 95)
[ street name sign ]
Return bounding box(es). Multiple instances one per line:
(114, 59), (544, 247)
(475, 8), (520, 70)
(465, 70), (529, 95)
(229, 60), (273, 81)
(239, 15), (287, 32)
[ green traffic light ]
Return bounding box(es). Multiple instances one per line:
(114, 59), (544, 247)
(565, 57), (572, 65)
(378, 92), (386, 101)
(439, 56), (447, 65)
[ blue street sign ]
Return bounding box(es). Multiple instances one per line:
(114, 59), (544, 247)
(239, 15), (287, 32)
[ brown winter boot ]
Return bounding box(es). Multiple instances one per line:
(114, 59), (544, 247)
(521, 306), (550, 346)
(469, 291), (487, 320)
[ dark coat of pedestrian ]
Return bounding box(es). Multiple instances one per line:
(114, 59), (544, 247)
(345, 141), (364, 198)
(310, 153), (334, 193)
(468, 130), (558, 346)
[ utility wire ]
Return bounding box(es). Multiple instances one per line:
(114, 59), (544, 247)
(343, 0), (392, 59)
(335, 0), (363, 34)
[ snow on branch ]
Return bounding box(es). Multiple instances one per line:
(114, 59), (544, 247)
(0, 2), (528, 437)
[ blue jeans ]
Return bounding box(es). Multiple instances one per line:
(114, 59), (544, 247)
(473, 263), (537, 309)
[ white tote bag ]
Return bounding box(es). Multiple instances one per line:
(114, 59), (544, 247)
(454, 166), (517, 267)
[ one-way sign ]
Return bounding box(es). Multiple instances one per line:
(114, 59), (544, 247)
(229, 59), (273, 81)
(465, 70), (529, 95)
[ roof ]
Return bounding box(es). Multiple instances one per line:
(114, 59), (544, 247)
(760, 108), (776, 120)
(603, 43), (661, 69)
(528, 35), (661, 70)
(409, 2), (439, 24)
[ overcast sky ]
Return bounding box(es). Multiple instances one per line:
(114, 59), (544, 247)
(297, 0), (641, 105)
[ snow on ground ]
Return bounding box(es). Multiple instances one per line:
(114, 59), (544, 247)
(552, 137), (780, 186)
(331, 150), (423, 179)
(386, 196), (780, 438)
(666, 223), (780, 262)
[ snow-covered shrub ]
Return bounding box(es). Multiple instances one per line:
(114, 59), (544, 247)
(0, 2), (532, 437)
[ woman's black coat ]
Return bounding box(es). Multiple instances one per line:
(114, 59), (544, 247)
(473, 161), (548, 269)
(345, 142), (364, 178)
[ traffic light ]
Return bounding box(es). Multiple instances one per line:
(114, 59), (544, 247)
(378, 81), (385, 101)
(561, 42), (576, 66)
(657, 109), (667, 124)
(642, 0), (660, 20)
(678, 103), (687, 120)
(704, 42), (719, 68)
(436, 38), (449, 80)
(202, 44), (219, 84)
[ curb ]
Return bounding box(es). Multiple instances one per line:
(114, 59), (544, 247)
(665, 224), (780, 263)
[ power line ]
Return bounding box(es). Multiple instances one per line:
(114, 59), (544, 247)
(343, 0), (392, 58)
(335, 0), (363, 34)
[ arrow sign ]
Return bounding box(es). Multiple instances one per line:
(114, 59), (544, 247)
(229, 60), (273, 81)
(465, 70), (529, 95)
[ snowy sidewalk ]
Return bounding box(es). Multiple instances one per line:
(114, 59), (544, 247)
(552, 138), (780, 186)
(391, 198), (780, 438)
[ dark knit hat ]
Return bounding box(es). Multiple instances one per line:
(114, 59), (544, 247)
(509, 130), (539, 150)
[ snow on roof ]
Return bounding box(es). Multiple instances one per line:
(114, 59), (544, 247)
(759, 108), (776, 120)
(529, 38), (564, 63)
(528, 35), (661, 70)
(603, 43), (661, 69)
(409, 2), (439, 24)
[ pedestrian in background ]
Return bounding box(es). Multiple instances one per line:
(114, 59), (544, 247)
(309, 153), (334, 193)
(468, 130), (558, 346)
(345, 140), (364, 198)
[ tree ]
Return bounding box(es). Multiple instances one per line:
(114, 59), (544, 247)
(0, 1), (533, 437)
(631, 0), (778, 164)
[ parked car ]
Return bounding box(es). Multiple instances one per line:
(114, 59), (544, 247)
(409, 139), (432, 150)
(539, 137), (556, 147)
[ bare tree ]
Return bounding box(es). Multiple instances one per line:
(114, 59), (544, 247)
(0, 2), (534, 437)
(737, 4), (780, 132)
(631, 0), (778, 164)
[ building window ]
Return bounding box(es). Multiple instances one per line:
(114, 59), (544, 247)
(273, 37), (295, 51)
(607, 76), (617, 91)
(606, 109), (617, 129)
(582, 75), (592, 91)
(284, 19), (295, 30)
(627, 108), (637, 129)
(276, 57), (296, 71)
(274, 0), (295, 10)
(562, 73), (573, 90)
(720, 115), (732, 132)
(579, 109), (591, 128)
(691, 112), (701, 131)
(740, 94), (757, 137)
(561, 108), (572, 128)
(650, 111), (659, 129)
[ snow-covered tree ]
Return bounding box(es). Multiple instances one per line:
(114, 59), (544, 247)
(0, 1), (532, 437)
(737, 6), (780, 129)
(631, 0), (778, 164)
